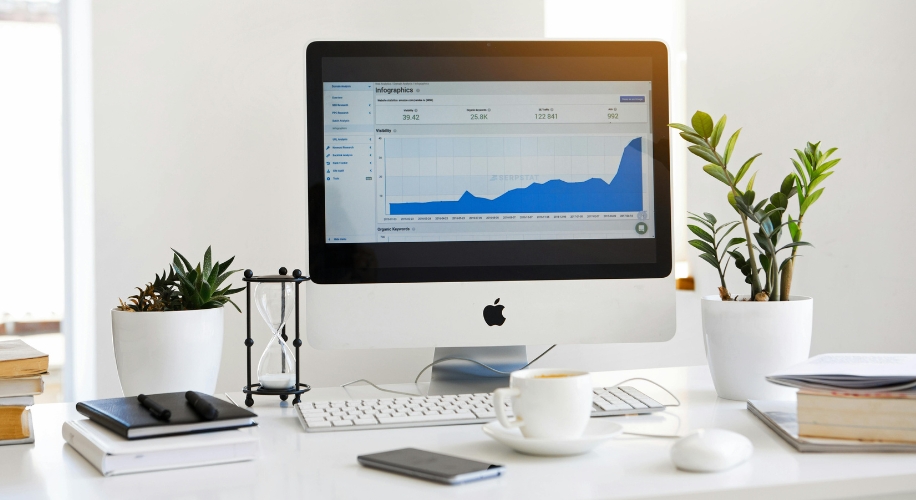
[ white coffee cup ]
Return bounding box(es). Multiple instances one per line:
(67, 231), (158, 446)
(493, 368), (592, 439)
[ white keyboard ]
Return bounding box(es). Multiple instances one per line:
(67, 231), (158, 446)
(295, 386), (665, 432)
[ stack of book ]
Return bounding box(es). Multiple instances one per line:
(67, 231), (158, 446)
(757, 353), (916, 449)
(0, 339), (49, 446)
(65, 392), (259, 476)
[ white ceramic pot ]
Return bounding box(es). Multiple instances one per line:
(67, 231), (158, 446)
(701, 295), (813, 401)
(111, 308), (224, 396)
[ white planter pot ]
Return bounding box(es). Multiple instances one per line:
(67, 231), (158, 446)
(111, 308), (224, 396)
(701, 295), (813, 401)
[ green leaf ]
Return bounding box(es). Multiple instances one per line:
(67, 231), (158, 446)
(788, 215), (800, 242)
(821, 147), (838, 162)
(691, 111), (715, 138)
(689, 239), (716, 255)
(795, 176), (806, 206)
(668, 123), (696, 134)
(172, 254), (186, 275)
(688, 224), (714, 243)
(703, 212), (717, 225)
(754, 231), (777, 255)
(807, 170), (834, 192)
(746, 171), (757, 192)
(200, 281), (212, 302)
(679, 132), (707, 147)
(203, 246), (212, 277)
(813, 158), (840, 177)
(690, 146), (722, 166)
(796, 149), (814, 178)
(217, 256), (235, 275)
(728, 249), (747, 267)
(724, 128), (741, 166)
(800, 187), (824, 214)
(780, 174), (796, 198)
(702, 164), (731, 185)
(710, 115), (727, 148)
(734, 153), (761, 184)
(687, 215), (714, 230)
(778, 241), (813, 253)
(213, 268), (241, 290)
(716, 221), (741, 243)
(743, 190), (756, 207)
(226, 298), (242, 313)
(792, 159), (808, 188)
(770, 192), (788, 210)
(725, 237), (746, 249)
(698, 252), (721, 270)
(172, 248), (194, 274)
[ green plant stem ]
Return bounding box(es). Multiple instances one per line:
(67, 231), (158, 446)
(704, 139), (762, 297)
(780, 214), (805, 300)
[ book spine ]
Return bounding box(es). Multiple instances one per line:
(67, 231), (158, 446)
(798, 422), (916, 444)
(62, 422), (110, 476)
(75, 402), (130, 439)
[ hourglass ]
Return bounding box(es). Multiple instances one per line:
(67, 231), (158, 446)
(255, 280), (296, 390)
(242, 268), (310, 406)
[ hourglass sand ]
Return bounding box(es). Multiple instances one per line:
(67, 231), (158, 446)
(255, 280), (297, 390)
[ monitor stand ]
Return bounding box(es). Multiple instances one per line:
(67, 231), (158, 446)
(427, 346), (528, 395)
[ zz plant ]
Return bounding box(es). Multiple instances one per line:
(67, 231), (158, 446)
(117, 246), (244, 312)
(671, 111), (840, 301)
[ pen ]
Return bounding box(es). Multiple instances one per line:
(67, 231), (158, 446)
(138, 394), (171, 421)
(186, 391), (219, 421)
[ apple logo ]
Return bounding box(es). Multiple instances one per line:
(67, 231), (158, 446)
(483, 298), (506, 326)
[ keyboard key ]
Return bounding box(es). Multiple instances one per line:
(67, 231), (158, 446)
(331, 420), (354, 427)
(307, 420), (332, 428)
(354, 418), (378, 426)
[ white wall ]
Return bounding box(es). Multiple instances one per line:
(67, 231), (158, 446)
(684, 1), (916, 354)
(89, 0), (719, 399)
(90, 0), (546, 398)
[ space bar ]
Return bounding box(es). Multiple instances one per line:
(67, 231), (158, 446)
(378, 413), (478, 425)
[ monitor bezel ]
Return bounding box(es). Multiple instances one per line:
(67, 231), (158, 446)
(306, 41), (672, 284)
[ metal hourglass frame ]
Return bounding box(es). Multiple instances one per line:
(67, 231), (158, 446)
(241, 267), (311, 407)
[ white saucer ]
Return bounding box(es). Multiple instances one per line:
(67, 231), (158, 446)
(483, 419), (623, 456)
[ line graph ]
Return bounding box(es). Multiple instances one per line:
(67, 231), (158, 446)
(384, 136), (644, 215)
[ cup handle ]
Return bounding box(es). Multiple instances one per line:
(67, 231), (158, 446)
(494, 387), (522, 429)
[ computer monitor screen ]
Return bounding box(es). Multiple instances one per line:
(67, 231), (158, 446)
(307, 42), (671, 285)
(305, 42), (673, 357)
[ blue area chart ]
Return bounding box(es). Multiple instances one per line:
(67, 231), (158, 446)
(389, 138), (644, 215)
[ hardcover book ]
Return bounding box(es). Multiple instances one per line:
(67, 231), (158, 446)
(76, 392), (257, 439)
(0, 340), (49, 379)
(63, 419), (258, 476)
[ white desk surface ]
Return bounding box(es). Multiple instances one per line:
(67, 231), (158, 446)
(3, 365), (916, 500)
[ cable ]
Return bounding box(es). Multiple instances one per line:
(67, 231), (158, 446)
(622, 431), (681, 439)
(413, 344), (558, 384)
(341, 379), (422, 397)
(608, 377), (681, 407)
(341, 345), (558, 397)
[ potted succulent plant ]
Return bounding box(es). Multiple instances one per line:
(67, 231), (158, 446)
(112, 247), (243, 396)
(671, 112), (840, 401)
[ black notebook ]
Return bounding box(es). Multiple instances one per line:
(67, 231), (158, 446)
(76, 392), (257, 439)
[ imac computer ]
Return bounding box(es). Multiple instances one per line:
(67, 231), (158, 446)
(305, 41), (674, 395)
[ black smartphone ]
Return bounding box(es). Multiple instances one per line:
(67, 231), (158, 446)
(357, 448), (505, 485)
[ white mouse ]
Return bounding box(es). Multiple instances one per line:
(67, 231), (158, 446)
(671, 429), (753, 472)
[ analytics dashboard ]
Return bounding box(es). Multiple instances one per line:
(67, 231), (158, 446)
(323, 81), (656, 243)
